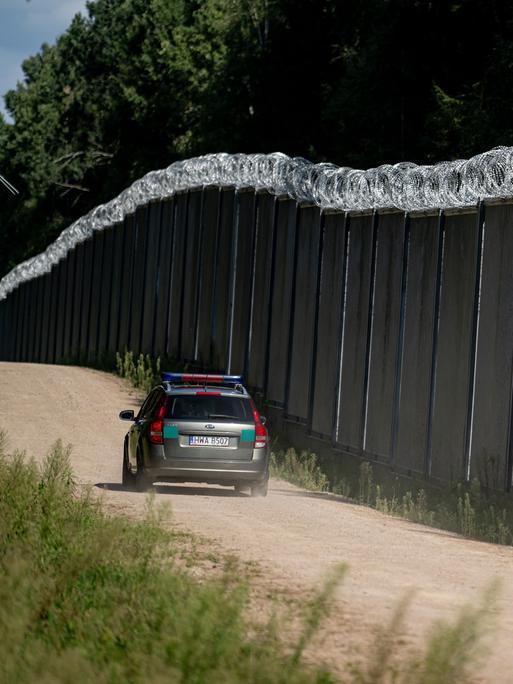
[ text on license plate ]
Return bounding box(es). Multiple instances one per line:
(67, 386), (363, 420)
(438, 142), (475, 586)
(189, 435), (230, 447)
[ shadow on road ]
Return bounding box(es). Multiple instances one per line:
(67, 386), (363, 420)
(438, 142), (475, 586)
(271, 485), (358, 506)
(272, 486), (462, 540)
(95, 482), (247, 497)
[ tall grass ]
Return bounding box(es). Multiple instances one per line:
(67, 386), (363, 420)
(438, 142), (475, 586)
(271, 448), (329, 492)
(347, 581), (498, 684)
(115, 349), (161, 393)
(0, 431), (498, 683)
(0, 432), (335, 683)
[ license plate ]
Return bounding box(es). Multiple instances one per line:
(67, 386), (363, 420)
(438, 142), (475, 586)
(189, 435), (230, 447)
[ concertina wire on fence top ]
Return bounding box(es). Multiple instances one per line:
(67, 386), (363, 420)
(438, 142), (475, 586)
(2, 145), (513, 301)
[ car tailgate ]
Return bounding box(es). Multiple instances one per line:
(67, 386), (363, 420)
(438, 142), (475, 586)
(163, 420), (255, 461)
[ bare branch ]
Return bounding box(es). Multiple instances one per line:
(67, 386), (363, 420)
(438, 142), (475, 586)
(54, 181), (90, 193)
(53, 150), (114, 169)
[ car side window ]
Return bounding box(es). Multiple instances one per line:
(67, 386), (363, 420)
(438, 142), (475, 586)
(137, 390), (159, 420)
(147, 390), (164, 417)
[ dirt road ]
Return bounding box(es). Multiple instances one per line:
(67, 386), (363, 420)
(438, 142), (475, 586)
(1, 362), (513, 680)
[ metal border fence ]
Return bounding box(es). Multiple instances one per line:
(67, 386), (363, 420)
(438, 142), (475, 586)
(2, 184), (513, 491)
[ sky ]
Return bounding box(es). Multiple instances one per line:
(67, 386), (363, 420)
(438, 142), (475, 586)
(0, 0), (88, 121)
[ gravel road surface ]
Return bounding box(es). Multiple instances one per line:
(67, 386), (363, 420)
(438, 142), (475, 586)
(1, 362), (513, 681)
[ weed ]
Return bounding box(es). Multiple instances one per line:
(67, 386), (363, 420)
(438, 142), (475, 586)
(358, 462), (374, 505)
(457, 492), (476, 538)
(348, 592), (412, 683)
(291, 563), (348, 666)
(115, 349), (161, 393)
(270, 448), (329, 492)
(347, 581), (498, 683)
(332, 477), (352, 499)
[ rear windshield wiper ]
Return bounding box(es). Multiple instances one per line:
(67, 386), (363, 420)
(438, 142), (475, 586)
(208, 414), (236, 420)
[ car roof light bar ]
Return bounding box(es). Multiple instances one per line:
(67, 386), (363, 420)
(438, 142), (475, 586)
(161, 372), (244, 385)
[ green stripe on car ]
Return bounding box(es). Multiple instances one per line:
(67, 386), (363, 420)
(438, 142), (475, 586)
(240, 428), (255, 442)
(163, 425), (179, 439)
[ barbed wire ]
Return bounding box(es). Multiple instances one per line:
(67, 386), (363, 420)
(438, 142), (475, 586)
(2, 147), (513, 300)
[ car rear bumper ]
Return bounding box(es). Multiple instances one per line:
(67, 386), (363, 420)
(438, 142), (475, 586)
(144, 448), (269, 484)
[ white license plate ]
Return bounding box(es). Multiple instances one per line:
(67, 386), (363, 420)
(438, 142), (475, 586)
(189, 435), (230, 447)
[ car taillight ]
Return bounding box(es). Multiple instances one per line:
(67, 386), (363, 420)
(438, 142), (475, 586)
(250, 399), (267, 449)
(255, 421), (267, 449)
(149, 399), (167, 445)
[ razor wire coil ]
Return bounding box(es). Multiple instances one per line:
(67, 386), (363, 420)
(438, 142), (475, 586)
(2, 146), (513, 300)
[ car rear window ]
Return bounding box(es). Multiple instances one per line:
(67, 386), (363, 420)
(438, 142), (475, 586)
(165, 394), (253, 422)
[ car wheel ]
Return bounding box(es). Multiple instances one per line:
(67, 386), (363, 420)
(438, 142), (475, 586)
(250, 478), (268, 498)
(122, 443), (135, 489)
(135, 450), (154, 492)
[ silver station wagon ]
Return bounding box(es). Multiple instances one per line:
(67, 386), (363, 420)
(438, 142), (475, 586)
(119, 373), (269, 496)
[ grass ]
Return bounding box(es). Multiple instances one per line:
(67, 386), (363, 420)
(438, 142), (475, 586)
(0, 430), (340, 684)
(347, 581), (498, 684)
(114, 349), (212, 394)
(115, 349), (161, 393)
(0, 430), (501, 683)
(270, 447), (329, 492)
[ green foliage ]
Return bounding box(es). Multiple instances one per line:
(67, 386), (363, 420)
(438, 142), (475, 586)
(422, 84), (465, 160)
(332, 477), (352, 499)
(0, 431), (498, 684)
(410, 582), (498, 684)
(0, 0), (268, 276)
(5, 1), (513, 277)
(358, 461), (374, 505)
(346, 582), (498, 684)
(115, 349), (161, 393)
(0, 433), (340, 683)
(291, 563), (348, 668)
(270, 448), (329, 492)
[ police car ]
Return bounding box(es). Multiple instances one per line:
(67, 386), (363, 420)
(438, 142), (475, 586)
(119, 373), (269, 496)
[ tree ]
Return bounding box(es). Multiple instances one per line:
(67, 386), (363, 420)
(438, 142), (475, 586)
(3, 0), (513, 277)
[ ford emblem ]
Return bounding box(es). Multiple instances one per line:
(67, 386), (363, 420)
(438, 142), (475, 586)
(205, 424), (215, 430)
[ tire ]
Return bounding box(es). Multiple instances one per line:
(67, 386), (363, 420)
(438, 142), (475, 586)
(133, 448), (154, 493)
(250, 477), (268, 498)
(122, 443), (135, 489)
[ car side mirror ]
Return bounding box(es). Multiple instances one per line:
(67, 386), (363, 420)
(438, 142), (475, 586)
(260, 415), (267, 426)
(119, 409), (135, 421)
